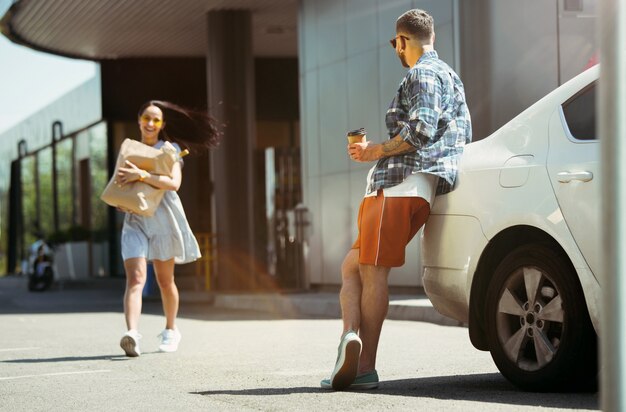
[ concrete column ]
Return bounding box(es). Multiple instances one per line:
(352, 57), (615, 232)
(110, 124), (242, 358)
(206, 10), (257, 290)
(600, 0), (626, 409)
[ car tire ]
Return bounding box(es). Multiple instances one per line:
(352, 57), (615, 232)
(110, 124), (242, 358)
(485, 243), (597, 391)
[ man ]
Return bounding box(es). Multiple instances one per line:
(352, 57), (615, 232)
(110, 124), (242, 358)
(321, 9), (472, 391)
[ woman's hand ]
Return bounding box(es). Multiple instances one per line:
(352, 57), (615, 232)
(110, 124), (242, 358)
(117, 160), (146, 186)
(117, 159), (181, 191)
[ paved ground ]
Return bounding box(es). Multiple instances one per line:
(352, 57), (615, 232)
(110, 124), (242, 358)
(0, 276), (599, 411)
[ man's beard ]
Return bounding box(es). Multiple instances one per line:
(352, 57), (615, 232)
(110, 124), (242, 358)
(398, 53), (410, 68)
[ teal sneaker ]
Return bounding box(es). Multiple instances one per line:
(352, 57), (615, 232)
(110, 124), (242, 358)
(321, 370), (379, 390)
(322, 330), (362, 390)
(350, 370), (379, 389)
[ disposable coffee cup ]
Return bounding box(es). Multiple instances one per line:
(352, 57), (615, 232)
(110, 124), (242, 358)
(347, 128), (366, 144)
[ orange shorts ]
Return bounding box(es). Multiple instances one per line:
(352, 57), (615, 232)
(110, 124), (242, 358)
(352, 191), (430, 267)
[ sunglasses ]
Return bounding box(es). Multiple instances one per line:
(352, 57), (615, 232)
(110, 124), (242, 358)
(389, 35), (410, 49)
(140, 114), (163, 127)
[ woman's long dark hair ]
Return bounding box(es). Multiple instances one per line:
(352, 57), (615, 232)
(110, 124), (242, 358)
(138, 100), (221, 152)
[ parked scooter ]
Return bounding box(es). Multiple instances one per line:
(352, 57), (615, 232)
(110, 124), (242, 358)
(26, 237), (54, 292)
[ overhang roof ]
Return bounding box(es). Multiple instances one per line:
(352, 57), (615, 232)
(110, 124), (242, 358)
(1, 0), (297, 60)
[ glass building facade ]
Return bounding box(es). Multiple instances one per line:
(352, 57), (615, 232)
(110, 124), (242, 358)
(0, 74), (105, 277)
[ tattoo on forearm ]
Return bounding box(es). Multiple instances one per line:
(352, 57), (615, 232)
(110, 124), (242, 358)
(381, 138), (415, 155)
(382, 139), (403, 153)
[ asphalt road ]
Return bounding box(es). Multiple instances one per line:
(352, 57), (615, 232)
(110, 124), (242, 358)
(0, 277), (598, 411)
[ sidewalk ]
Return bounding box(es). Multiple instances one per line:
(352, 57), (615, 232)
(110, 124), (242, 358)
(0, 275), (464, 327)
(181, 289), (464, 327)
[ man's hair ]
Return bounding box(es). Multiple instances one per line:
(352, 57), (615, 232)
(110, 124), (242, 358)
(396, 9), (434, 44)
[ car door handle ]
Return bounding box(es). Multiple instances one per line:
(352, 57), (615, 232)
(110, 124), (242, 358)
(557, 171), (593, 183)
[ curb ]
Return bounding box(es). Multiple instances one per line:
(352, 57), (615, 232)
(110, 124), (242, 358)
(210, 292), (465, 327)
(0, 276), (464, 327)
(387, 296), (465, 326)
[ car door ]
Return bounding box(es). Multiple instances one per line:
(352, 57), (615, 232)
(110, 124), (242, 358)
(547, 81), (600, 278)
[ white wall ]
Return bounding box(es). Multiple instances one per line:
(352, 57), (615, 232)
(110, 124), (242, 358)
(463, 0), (598, 138)
(299, 0), (458, 287)
(558, 0), (597, 83)
(490, 0), (560, 133)
(489, 0), (598, 133)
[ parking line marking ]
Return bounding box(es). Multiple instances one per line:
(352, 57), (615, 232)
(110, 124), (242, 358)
(0, 347), (39, 352)
(0, 370), (111, 381)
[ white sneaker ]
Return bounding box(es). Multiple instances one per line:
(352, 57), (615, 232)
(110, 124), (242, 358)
(158, 328), (181, 352)
(120, 329), (142, 357)
(328, 330), (362, 390)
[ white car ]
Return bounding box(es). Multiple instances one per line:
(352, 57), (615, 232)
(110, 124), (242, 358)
(422, 65), (599, 391)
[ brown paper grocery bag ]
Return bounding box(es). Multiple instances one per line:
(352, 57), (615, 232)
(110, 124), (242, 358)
(100, 139), (178, 216)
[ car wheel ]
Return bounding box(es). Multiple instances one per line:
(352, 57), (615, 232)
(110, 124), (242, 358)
(485, 243), (597, 391)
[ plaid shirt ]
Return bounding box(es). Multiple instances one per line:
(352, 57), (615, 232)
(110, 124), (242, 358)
(366, 51), (472, 195)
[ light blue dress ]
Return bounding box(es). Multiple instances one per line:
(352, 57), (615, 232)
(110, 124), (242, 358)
(120, 140), (201, 264)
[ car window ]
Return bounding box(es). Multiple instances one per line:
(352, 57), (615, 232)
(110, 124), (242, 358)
(561, 82), (596, 141)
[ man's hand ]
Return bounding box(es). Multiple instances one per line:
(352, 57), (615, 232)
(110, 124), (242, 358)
(348, 135), (417, 162)
(348, 141), (381, 162)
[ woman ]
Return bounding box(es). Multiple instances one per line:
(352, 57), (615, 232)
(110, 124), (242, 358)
(117, 100), (219, 357)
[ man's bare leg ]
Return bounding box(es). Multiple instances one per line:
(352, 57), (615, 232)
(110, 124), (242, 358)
(358, 264), (391, 374)
(340, 249), (362, 333)
(320, 248), (364, 390)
